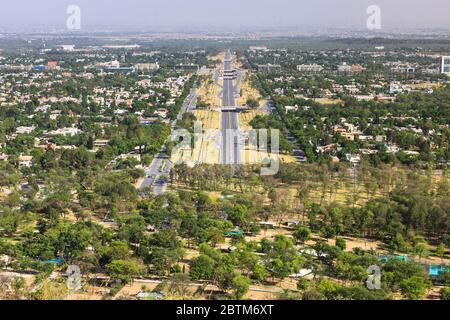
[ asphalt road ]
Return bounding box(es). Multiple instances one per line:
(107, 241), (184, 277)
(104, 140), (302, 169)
(220, 49), (240, 165)
(139, 88), (197, 194)
(221, 110), (240, 165)
(222, 49), (235, 107)
(152, 157), (171, 195)
(140, 153), (166, 190)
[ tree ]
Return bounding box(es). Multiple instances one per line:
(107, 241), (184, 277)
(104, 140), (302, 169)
(335, 238), (347, 251)
(381, 259), (426, 290)
(147, 247), (183, 276)
(302, 288), (326, 300)
(167, 273), (191, 299)
(100, 241), (132, 265)
(297, 277), (311, 291)
(145, 230), (184, 275)
(87, 136), (94, 150)
(389, 233), (411, 254)
(440, 287), (450, 300)
(217, 263), (236, 293)
(230, 274), (250, 299)
(206, 227), (225, 247)
(11, 277), (26, 298)
(251, 263), (267, 282)
(400, 276), (431, 300)
(246, 98), (260, 109)
(262, 235), (304, 281)
(293, 227), (311, 244)
(106, 260), (144, 285)
(317, 279), (340, 300)
(436, 243), (446, 263)
(45, 222), (94, 262)
(141, 154), (153, 166)
(227, 204), (247, 226)
(189, 255), (215, 281)
(269, 258), (291, 280)
(412, 243), (429, 262)
(313, 241), (342, 267)
(29, 281), (68, 300)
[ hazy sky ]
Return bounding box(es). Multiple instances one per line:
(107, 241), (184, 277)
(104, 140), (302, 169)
(1, 0), (450, 30)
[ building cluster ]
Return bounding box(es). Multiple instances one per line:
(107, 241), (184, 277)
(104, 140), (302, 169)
(257, 64), (282, 73)
(0, 45), (204, 174)
(248, 46), (450, 165)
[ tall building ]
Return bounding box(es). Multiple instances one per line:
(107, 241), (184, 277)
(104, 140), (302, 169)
(441, 56), (450, 75)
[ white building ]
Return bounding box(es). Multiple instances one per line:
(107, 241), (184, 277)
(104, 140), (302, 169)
(47, 128), (81, 137)
(249, 46), (269, 52)
(297, 64), (323, 73)
(346, 154), (361, 164)
(390, 82), (411, 95)
(18, 155), (33, 168)
(134, 63), (159, 72)
(59, 45), (75, 52)
(155, 108), (168, 118)
(16, 126), (36, 134)
(337, 63), (352, 73)
(285, 105), (299, 113)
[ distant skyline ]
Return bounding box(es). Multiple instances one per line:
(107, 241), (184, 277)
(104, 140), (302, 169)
(2, 0), (450, 31)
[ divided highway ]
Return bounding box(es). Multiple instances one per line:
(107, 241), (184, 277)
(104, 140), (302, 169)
(220, 50), (241, 165)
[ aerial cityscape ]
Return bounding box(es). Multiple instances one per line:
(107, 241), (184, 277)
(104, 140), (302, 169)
(0, 0), (449, 306)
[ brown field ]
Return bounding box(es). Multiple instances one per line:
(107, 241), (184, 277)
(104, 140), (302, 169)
(210, 52), (224, 62)
(313, 98), (344, 105)
(408, 82), (443, 90)
(171, 110), (221, 165)
(236, 71), (263, 107)
(238, 109), (264, 130)
(197, 77), (221, 107)
(192, 110), (220, 130)
(240, 148), (297, 166)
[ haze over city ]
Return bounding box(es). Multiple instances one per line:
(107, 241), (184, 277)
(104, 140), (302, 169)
(1, 0), (450, 31)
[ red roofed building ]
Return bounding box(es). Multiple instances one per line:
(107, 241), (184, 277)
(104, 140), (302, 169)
(47, 61), (58, 70)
